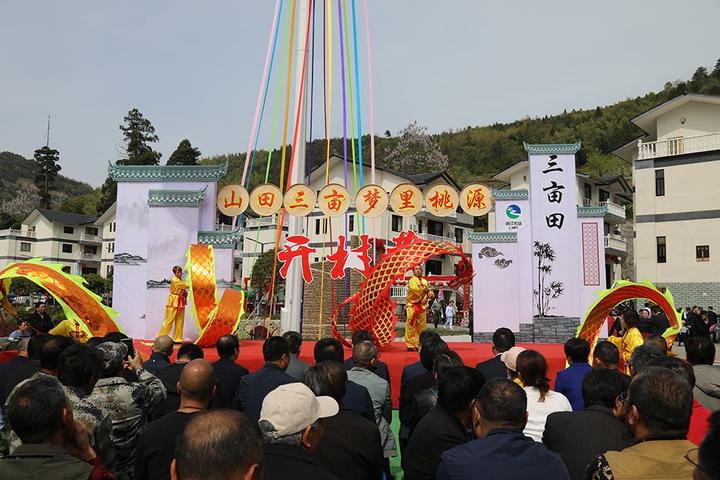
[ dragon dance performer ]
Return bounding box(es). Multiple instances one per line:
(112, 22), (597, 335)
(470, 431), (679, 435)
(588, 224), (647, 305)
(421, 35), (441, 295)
(405, 265), (434, 351)
(157, 265), (188, 342)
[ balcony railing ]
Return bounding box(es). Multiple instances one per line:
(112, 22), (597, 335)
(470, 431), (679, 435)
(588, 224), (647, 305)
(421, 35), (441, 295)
(418, 232), (459, 244)
(0, 229), (36, 237)
(80, 252), (101, 262)
(390, 285), (408, 299)
(601, 200), (626, 220)
(604, 234), (626, 254)
(79, 233), (101, 244)
(637, 132), (720, 160)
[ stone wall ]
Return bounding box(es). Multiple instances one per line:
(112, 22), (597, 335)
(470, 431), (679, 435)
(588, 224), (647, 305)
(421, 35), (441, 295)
(620, 220), (635, 281)
(656, 282), (720, 309)
(474, 316), (579, 343)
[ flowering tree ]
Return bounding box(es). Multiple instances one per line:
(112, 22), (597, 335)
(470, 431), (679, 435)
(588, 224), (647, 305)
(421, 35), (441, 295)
(385, 121), (449, 174)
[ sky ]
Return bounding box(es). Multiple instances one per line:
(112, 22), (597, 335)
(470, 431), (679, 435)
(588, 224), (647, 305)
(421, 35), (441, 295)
(1, 0), (720, 187)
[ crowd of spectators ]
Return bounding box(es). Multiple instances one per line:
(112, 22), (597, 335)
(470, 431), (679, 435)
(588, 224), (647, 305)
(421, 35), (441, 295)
(0, 324), (718, 480)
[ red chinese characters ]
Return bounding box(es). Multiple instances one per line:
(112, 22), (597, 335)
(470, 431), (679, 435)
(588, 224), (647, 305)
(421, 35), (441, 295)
(326, 234), (373, 279)
(277, 235), (316, 283)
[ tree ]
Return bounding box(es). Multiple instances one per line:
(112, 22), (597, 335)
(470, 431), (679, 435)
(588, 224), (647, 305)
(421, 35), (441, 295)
(250, 249), (282, 294)
(713, 58), (720, 79)
(118, 108), (161, 165)
(96, 178), (117, 214)
(383, 121), (449, 174)
(0, 183), (40, 218)
(33, 146), (61, 209)
(167, 139), (201, 166)
(579, 148), (631, 179)
(82, 273), (109, 297)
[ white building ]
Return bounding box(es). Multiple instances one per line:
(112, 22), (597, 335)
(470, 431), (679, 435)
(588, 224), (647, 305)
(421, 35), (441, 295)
(490, 161), (631, 287)
(237, 155), (475, 285)
(0, 204), (117, 278)
(613, 93), (720, 306)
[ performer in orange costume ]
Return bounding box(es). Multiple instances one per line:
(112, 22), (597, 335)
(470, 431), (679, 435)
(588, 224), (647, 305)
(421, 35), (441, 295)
(157, 265), (188, 342)
(405, 265), (434, 351)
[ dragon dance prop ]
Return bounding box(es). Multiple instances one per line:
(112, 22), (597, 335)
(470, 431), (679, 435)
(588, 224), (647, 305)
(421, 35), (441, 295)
(0, 259), (121, 338)
(185, 244), (245, 347)
(331, 232), (474, 348)
(576, 280), (682, 357)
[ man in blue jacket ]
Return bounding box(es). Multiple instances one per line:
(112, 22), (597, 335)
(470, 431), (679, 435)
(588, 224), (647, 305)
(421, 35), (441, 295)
(554, 338), (593, 411)
(437, 378), (569, 480)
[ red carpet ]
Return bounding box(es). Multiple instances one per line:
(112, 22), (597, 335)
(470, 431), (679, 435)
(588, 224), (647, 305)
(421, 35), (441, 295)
(135, 340), (566, 408)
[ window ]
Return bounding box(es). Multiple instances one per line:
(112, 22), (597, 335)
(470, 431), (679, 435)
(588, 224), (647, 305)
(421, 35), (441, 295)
(110, 222), (116, 233)
(656, 236), (666, 264)
(584, 183), (592, 201)
(349, 215), (355, 232)
(426, 260), (442, 275)
(63, 226), (74, 234)
(655, 169), (665, 196)
(315, 219), (321, 235)
(697, 245), (710, 262)
(19, 242), (31, 252)
(106, 265), (114, 277)
(62, 243), (73, 254)
(391, 215), (403, 232)
(427, 220), (443, 237)
(107, 242), (115, 254)
(81, 267), (98, 275)
(84, 245), (98, 254)
(322, 219), (328, 235)
(85, 227), (98, 236)
(417, 220), (423, 234)
(61, 266), (71, 273)
(455, 228), (464, 244)
(599, 189), (610, 203)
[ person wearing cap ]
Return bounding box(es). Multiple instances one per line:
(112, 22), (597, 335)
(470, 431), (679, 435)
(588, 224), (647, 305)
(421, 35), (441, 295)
(259, 382), (340, 480)
(89, 341), (166, 479)
(500, 346), (526, 386)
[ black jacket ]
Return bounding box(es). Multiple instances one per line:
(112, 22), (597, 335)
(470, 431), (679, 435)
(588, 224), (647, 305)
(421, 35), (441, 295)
(475, 354), (507, 381)
(212, 357), (249, 408)
(152, 362), (188, 419)
(343, 380), (375, 422)
(263, 444), (339, 480)
(312, 409), (384, 480)
(28, 311), (53, 334)
(134, 411), (197, 480)
(650, 312), (670, 336)
(399, 371), (434, 436)
(403, 405), (472, 480)
(542, 405), (634, 480)
(232, 362), (297, 424)
(142, 352), (171, 375)
(0, 356), (29, 406)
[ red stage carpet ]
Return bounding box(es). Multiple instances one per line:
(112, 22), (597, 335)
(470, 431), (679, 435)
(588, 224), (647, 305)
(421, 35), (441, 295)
(135, 340), (566, 408)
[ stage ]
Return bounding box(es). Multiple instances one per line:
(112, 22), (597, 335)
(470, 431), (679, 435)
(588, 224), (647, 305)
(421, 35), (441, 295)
(134, 340), (567, 408)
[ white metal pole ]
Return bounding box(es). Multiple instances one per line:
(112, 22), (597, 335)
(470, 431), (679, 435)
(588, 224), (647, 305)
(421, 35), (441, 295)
(280, 0), (310, 334)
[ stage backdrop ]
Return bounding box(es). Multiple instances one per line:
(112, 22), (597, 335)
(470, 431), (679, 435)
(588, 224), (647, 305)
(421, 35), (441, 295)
(527, 144), (581, 318)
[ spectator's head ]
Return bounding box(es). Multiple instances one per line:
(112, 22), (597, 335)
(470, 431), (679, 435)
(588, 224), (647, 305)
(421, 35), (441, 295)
(313, 337), (345, 363)
(352, 340), (378, 369)
(97, 341), (129, 377)
(438, 366), (485, 428)
(262, 336), (290, 370)
(472, 378), (527, 438)
(640, 308), (651, 320)
(351, 330), (373, 346)
(178, 359), (216, 406)
(282, 331), (303, 355)
(432, 351), (464, 383)
(709, 306), (715, 312)
(419, 329), (441, 349)
(500, 346), (526, 382)
(57, 343), (103, 394)
(625, 366), (692, 440)
(564, 337), (590, 364)
(516, 350), (550, 400)
(491, 327), (515, 354)
(172, 410), (263, 480)
(36, 302), (46, 313)
(86, 337), (104, 347)
(645, 355), (696, 388)
(621, 309), (640, 329)
(304, 360), (347, 403)
(644, 335), (669, 355)
(27, 334), (47, 360)
(592, 341), (620, 370)
(582, 368), (630, 410)
(5, 375), (72, 445)
(685, 336), (716, 366)
(177, 343), (204, 363)
(628, 344), (664, 376)
(17, 319), (29, 333)
(39, 335), (74, 373)
(153, 335), (175, 357)
(259, 383), (339, 453)
(216, 335), (240, 360)
(103, 331), (130, 344)
(420, 337), (449, 371)
(691, 411), (720, 480)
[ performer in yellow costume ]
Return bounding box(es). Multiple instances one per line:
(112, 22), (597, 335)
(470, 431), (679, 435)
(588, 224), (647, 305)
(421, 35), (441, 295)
(157, 265), (188, 342)
(609, 309), (644, 374)
(405, 265), (434, 351)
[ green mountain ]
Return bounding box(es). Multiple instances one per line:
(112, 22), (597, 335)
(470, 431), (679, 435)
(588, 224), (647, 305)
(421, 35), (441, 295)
(206, 59), (720, 188)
